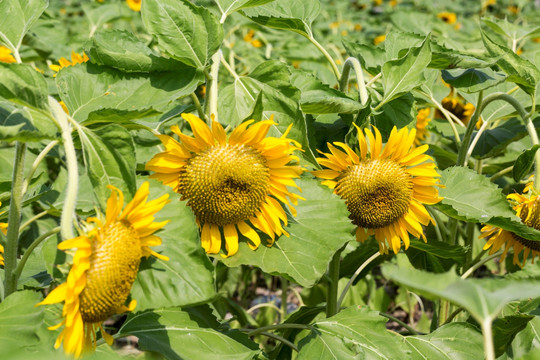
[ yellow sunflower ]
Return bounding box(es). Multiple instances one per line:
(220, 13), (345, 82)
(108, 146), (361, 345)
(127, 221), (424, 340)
(126, 0), (141, 12)
(37, 182), (169, 358)
(415, 108), (431, 146)
(437, 87), (482, 129)
(49, 51), (89, 74)
(0, 202), (7, 266)
(0, 45), (16, 63)
(313, 125), (443, 254)
(146, 114), (303, 257)
(480, 187), (540, 267)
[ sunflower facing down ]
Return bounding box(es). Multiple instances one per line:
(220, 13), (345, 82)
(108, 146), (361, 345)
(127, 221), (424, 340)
(313, 125), (443, 254)
(146, 114), (304, 257)
(37, 182), (169, 358)
(480, 187), (540, 267)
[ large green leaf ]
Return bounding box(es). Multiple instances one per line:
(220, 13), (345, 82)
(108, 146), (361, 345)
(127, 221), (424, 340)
(130, 179), (216, 311)
(0, 101), (57, 142)
(242, 0), (320, 38)
(482, 31), (540, 96)
(442, 68), (507, 93)
(436, 166), (540, 242)
(507, 316), (540, 359)
(513, 145), (540, 182)
(85, 29), (188, 73)
(380, 35), (432, 106)
(118, 307), (259, 360)
(78, 125), (136, 207)
(383, 264), (540, 322)
(405, 238), (468, 273)
(405, 322), (484, 359)
(0, 291), (44, 349)
(373, 93), (416, 140)
(492, 315), (534, 358)
(291, 70), (363, 114)
(141, 0), (223, 69)
(0, 0), (48, 53)
(342, 39), (385, 75)
(0, 63), (48, 110)
(296, 307), (410, 359)
(221, 178), (355, 287)
(215, 0), (275, 19)
(55, 62), (202, 123)
(218, 60), (316, 162)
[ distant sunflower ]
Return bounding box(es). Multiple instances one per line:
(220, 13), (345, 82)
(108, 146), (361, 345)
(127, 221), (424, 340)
(0, 45), (16, 63)
(126, 0), (141, 12)
(313, 125), (443, 254)
(415, 108), (431, 146)
(437, 87), (482, 128)
(146, 114), (303, 257)
(37, 182), (169, 358)
(480, 187), (540, 267)
(0, 201), (6, 266)
(49, 51), (89, 74)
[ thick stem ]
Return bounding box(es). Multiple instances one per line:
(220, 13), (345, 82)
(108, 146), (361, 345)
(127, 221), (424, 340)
(482, 318), (496, 360)
(205, 51), (222, 124)
(49, 97), (78, 240)
(3, 142), (27, 297)
(326, 247), (344, 317)
(337, 251), (380, 309)
(456, 91), (484, 167)
(190, 93), (207, 122)
(339, 57), (369, 105)
(308, 36), (341, 81)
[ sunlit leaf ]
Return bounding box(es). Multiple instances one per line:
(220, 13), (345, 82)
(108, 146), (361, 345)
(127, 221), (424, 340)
(0, 0), (48, 53)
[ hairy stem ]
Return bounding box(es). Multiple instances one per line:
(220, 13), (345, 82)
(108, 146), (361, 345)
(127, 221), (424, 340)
(482, 318), (496, 360)
(339, 57), (369, 105)
(308, 36), (341, 81)
(205, 51), (222, 124)
(326, 247), (344, 317)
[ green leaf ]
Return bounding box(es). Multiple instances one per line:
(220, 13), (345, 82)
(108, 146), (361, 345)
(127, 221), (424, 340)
(342, 39), (385, 75)
(405, 322), (484, 359)
(373, 93), (416, 140)
(0, 63), (48, 110)
(130, 179), (216, 310)
(513, 145), (540, 182)
(442, 68), (507, 93)
(406, 238), (468, 273)
(492, 315), (534, 358)
(118, 307), (259, 360)
(0, 291), (44, 349)
(242, 0), (320, 38)
(83, 3), (126, 35)
(141, 0), (223, 69)
(383, 264), (540, 322)
(482, 17), (540, 43)
(215, 0), (276, 19)
(296, 307), (410, 359)
(85, 29), (188, 73)
(0, 0), (48, 53)
(221, 178), (355, 287)
(78, 125), (136, 207)
(380, 35), (432, 106)
(291, 70), (363, 114)
(436, 166), (540, 242)
(56, 63), (202, 123)
(507, 316), (540, 359)
(482, 31), (540, 96)
(0, 101), (57, 142)
(219, 60), (316, 162)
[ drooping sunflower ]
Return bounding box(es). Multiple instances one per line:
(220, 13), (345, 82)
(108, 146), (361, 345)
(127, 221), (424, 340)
(415, 108), (432, 146)
(313, 125), (443, 254)
(37, 182), (169, 358)
(480, 186), (540, 267)
(146, 114), (303, 257)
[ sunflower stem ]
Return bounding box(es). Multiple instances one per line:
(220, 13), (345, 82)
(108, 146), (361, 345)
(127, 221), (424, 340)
(326, 246), (344, 317)
(461, 251), (503, 280)
(49, 97), (78, 240)
(307, 35), (341, 81)
(339, 57), (369, 105)
(190, 93), (207, 123)
(481, 318), (496, 360)
(378, 312), (421, 335)
(205, 51), (222, 124)
(12, 227), (60, 286)
(21, 140), (59, 194)
(456, 90), (483, 167)
(280, 277), (288, 321)
(256, 331), (299, 352)
(337, 251), (380, 309)
(3, 142), (26, 298)
(245, 323), (312, 337)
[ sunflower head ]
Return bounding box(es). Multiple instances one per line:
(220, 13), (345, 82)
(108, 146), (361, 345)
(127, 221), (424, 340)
(437, 12), (457, 25)
(146, 114), (304, 257)
(437, 87), (482, 129)
(37, 182), (169, 358)
(126, 0), (141, 11)
(313, 125), (442, 254)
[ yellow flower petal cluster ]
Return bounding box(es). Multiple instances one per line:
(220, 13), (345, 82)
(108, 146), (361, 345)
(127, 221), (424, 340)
(437, 87), (482, 129)
(49, 51), (89, 74)
(0, 202), (7, 266)
(146, 114), (303, 257)
(480, 187), (540, 267)
(0, 45), (16, 63)
(415, 108), (431, 146)
(126, 0), (141, 12)
(313, 125), (443, 254)
(37, 182), (169, 358)
(244, 29), (263, 48)
(373, 34), (386, 45)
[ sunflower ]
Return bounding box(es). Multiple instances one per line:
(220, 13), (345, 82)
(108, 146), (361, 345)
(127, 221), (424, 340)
(313, 125), (443, 254)
(436, 87), (482, 129)
(126, 0), (141, 12)
(0, 45), (16, 63)
(0, 202), (7, 266)
(49, 51), (89, 74)
(415, 108), (431, 146)
(146, 114), (303, 257)
(37, 182), (169, 358)
(437, 12), (457, 25)
(480, 187), (540, 267)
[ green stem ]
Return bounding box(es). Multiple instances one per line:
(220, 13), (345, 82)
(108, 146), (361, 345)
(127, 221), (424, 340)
(326, 247), (344, 317)
(21, 140), (59, 194)
(339, 57), (369, 105)
(19, 210), (49, 233)
(205, 51), (222, 124)
(378, 312), (421, 335)
(190, 93), (207, 122)
(257, 332), (298, 352)
(49, 97), (78, 240)
(307, 35), (341, 81)
(481, 318), (496, 360)
(3, 142), (27, 298)
(461, 251), (503, 280)
(12, 227), (60, 286)
(281, 277), (288, 321)
(337, 251), (380, 309)
(456, 90), (484, 167)
(247, 303), (282, 315)
(489, 166), (513, 182)
(246, 323), (312, 337)
(366, 72), (381, 87)
(442, 307), (464, 325)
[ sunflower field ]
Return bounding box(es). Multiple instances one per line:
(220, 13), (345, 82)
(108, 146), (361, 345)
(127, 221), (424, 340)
(1, 0), (540, 359)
